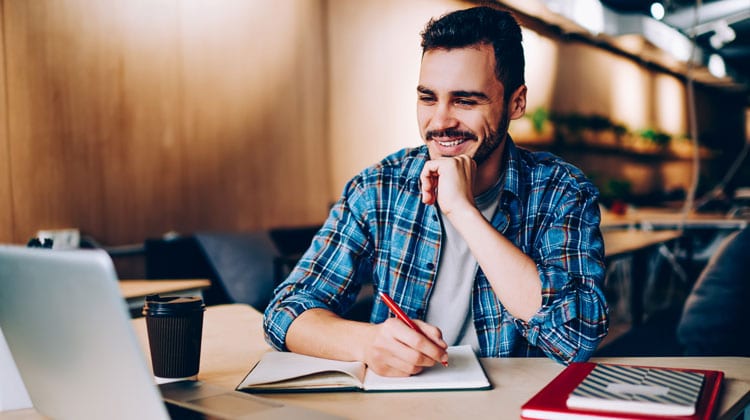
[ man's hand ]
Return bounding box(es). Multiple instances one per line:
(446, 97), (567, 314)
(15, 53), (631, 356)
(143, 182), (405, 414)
(286, 309), (448, 378)
(363, 318), (448, 377)
(420, 155), (477, 216)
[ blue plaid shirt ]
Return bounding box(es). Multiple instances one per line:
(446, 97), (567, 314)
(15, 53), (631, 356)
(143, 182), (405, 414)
(264, 139), (608, 364)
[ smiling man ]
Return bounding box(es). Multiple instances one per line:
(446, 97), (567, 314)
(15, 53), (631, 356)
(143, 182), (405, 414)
(264, 6), (608, 376)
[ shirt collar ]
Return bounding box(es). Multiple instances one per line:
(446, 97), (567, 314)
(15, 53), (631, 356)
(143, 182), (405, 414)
(499, 136), (522, 202)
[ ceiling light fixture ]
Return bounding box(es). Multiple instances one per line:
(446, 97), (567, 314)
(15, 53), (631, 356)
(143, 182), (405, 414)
(707, 53), (727, 78)
(709, 20), (736, 49)
(650, 2), (666, 21)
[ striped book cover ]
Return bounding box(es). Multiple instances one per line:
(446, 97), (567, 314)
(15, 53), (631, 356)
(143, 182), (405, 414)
(521, 362), (724, 420)
(567, 364), (704, 416)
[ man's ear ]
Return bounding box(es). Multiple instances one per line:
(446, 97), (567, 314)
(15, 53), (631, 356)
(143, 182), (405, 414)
(508, 85), (527, 120)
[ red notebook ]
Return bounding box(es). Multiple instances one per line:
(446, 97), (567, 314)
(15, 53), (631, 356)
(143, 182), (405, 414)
(521, 362), (724, 420)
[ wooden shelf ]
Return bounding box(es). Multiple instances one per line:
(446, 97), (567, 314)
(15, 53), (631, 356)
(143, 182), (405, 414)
(514, 131), (714, 162)
(558, 142), (713, 161)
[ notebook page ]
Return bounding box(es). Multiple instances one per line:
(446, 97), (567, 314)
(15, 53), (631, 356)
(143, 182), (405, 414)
(240, 351), (366, 388)
(362, 345), (490, 391)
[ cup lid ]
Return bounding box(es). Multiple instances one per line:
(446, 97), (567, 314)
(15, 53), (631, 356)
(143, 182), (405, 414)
(142, 295), (205, 316)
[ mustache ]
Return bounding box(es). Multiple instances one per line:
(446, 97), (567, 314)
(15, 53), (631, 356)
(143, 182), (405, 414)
(425, 128), (477, 141)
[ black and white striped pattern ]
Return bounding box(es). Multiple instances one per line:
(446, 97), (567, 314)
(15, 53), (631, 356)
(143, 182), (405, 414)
(571, 364), (704, 409)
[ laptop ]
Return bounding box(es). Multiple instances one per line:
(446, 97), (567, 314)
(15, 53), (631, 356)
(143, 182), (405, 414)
(0, 245), (340, 420)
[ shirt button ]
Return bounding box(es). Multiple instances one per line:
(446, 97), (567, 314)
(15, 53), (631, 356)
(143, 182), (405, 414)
(431, 214), (438, 221)
(426, 263), (435, 270)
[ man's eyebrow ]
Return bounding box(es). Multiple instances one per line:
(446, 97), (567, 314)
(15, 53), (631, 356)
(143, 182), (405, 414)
(416, 86), (490, 101)
(453, 90), (490, 101)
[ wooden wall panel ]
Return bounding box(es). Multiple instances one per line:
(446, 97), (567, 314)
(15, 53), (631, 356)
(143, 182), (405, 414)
(0, 0), (13, 243)
(4, 0), (330, 245)
(551, 41), (692, 137)
(5, 0), (740, 247)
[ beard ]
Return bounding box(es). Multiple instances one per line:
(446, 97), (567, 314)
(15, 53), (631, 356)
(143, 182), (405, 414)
(471, 110), (510, 165)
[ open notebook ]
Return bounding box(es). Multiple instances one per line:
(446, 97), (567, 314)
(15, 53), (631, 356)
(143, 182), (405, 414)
(0, 245), (340, 420)
(237, 344), (491, 393)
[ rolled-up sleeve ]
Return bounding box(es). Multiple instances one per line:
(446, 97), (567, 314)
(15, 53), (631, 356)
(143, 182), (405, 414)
(514, 187), (608, 364)
(263, 178), (372, 351)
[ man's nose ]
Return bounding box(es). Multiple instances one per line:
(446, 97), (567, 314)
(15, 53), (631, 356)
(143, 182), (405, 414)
(431, 103), (458, 129)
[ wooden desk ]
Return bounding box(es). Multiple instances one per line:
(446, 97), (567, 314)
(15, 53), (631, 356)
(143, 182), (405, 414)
(131, 305), (750, 420)
(119, 279), (211, 315)
(603, 229), (682, 258)
(602, 208), (748, 231)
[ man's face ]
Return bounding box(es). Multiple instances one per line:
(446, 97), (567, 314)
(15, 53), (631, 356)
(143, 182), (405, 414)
(417, 44), (523, 165)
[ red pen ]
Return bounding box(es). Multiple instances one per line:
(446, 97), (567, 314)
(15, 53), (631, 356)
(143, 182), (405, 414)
(378, 291), (448, 367)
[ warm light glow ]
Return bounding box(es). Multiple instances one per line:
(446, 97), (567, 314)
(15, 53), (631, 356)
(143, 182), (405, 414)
(650, 2), (665, 21)
(610, 60), (649, 131)
(510, 29), (559, 141)
(653, 74), (687, 134)
(523, 29), (559, 109)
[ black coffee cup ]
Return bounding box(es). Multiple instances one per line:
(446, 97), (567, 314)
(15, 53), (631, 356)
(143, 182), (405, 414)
(142, 295), (205, 381)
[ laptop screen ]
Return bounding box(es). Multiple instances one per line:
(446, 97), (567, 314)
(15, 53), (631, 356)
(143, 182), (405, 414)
(0, 246), (170, 419)
(0, 245), (341, 420)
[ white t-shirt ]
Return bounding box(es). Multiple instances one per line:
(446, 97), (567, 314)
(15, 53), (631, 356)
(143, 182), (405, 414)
(424, 180), (502, 352)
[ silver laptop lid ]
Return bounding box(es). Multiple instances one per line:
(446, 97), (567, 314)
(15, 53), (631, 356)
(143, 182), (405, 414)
(0, 245), (169, 420)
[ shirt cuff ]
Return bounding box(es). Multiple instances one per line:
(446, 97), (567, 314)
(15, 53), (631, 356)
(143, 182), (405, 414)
(515, 291), (578, 346)
(263, 295), (331, 351)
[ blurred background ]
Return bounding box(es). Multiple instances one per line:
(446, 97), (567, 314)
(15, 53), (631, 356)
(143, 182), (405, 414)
(1, 0), (747, 246)
(1, 0), (749, 356)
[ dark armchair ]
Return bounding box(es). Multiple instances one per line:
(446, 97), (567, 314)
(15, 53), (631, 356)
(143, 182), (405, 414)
(676, 227), (750, 356)
(595, 226), (750, 357)
(144, 226), (320, 311)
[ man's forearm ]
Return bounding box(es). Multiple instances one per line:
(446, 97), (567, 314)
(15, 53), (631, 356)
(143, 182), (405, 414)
(284, 306), (449, 377)
(446, 206), (542, 321)
(285, 308), (375, 362)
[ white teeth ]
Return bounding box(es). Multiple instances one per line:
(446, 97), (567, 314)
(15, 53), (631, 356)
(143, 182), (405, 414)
(438, 139), (464, 147)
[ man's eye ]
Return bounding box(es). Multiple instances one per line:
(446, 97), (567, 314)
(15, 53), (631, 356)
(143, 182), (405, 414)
(418, 96), (436, 103)
(455, 99), (477, 106)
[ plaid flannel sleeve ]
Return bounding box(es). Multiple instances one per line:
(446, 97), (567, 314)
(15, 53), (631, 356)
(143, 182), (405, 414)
(263, 177), (372, 351)
(515, 186), (609, 364)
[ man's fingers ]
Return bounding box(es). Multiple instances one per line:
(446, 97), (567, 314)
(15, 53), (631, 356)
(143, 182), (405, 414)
(386, 318), (448, 366)
(367, 318), (447, 376)
(419, 156), (476, 209)
(420, 163), (439, 204)
(413, 319), (448, 348)
(369, 352), (426, 377)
